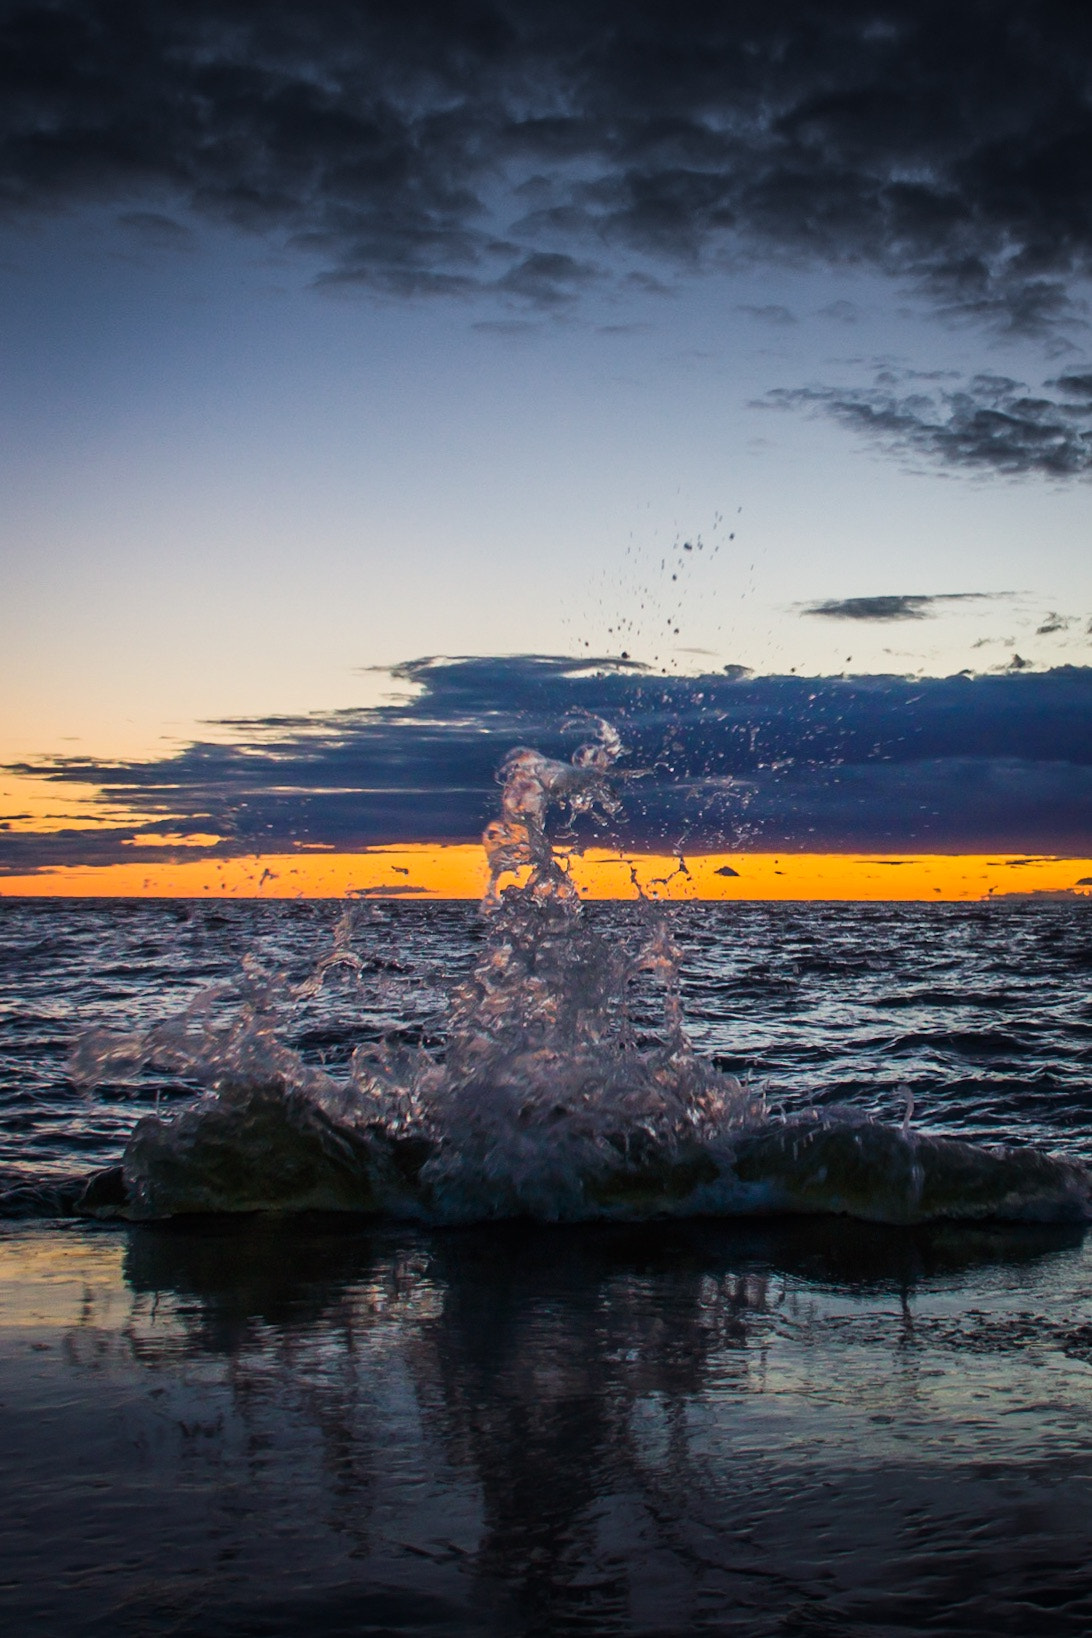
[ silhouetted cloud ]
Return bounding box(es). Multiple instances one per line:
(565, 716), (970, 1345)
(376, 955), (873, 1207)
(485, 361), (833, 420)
(350, 883), (429, 896)
(4, 654), (1091, 872)
(764, 370), (1092, 476)
(2, 0), (1092, 341)
(803, 594), (993, 622)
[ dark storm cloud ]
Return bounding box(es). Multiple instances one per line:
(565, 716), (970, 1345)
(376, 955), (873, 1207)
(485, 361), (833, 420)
(802, 593), (993, 622)
(4, 655), (1091, 873)
(764, 369), (1092, 476)
(3, 0), (1092, 341)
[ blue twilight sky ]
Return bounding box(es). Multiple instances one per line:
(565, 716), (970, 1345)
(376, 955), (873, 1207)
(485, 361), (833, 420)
(2, 1), (1091, 867)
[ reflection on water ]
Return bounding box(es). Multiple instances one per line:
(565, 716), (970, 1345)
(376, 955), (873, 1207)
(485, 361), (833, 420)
(4, 1218), (1092, 1634)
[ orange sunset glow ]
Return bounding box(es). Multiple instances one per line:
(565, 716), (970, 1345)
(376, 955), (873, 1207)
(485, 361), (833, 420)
(3, 846), (1090, 902)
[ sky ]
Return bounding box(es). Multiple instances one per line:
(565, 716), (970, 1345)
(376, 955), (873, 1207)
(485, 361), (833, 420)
(1, 0), (1091, 897)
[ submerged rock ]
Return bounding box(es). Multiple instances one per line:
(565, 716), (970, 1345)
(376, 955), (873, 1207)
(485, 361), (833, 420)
(122, 1078), (384, 1218)
(730, 1118), (1091, 1225)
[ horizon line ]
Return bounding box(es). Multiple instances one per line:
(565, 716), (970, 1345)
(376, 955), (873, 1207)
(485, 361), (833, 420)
(2, 847), (1091, 904)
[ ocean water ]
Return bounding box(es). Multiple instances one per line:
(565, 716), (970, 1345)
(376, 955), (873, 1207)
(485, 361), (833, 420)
(3, 892), (1092, 1223)
(3, 890), (1092, 1633)
(2, 894), (1092, 1197)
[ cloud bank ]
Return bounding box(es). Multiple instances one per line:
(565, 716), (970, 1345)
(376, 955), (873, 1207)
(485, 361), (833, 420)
(765, 370), (1092, 478)
(4, 655), (1091, 873)
(3, 0), (1092, 337)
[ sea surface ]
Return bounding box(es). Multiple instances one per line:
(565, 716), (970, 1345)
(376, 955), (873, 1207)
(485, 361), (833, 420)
(3, 895), (1092, 1634)
(3, 897), (1092, 1191)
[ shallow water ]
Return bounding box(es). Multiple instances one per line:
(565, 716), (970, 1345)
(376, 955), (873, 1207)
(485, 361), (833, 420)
(4, 1214), (1092, 1635)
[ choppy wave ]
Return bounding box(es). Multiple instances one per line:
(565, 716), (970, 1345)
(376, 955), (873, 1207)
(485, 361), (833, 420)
(38, 721), (1088, 1229)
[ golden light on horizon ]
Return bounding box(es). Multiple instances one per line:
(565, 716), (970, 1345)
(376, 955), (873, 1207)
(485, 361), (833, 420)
(2, 846), (1091, 903)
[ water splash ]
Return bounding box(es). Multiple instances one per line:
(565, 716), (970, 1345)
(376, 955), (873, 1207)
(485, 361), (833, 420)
(69, 725), (1091, 1226)
(481, 716), (625, 904)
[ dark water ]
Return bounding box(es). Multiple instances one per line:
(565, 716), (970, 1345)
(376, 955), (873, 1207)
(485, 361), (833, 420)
(3, 897), (1092, 1634)
(2, 897), (1092, 1192)
(6, 1215), (1092, 1635)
